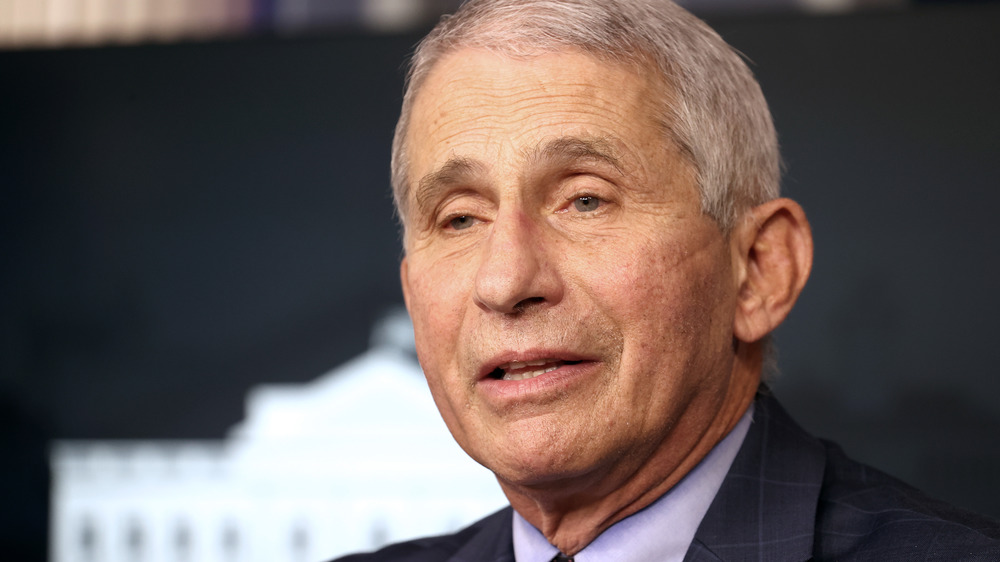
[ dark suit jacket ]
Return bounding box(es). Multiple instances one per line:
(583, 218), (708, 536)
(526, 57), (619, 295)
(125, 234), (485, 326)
(335, 391), (1000, 561)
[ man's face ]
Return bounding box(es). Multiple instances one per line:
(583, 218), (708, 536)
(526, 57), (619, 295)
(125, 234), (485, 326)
(400, 49), (744, 490)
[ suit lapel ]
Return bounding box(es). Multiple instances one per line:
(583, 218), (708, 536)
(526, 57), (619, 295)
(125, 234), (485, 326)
(686, 390), (825, 561)
(448, 507), (515, 562)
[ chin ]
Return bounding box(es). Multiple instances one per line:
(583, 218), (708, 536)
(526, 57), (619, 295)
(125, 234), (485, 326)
(484, 442), (599, 489)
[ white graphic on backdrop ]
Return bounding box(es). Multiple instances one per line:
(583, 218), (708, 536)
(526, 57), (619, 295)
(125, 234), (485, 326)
(50, 309), (507, 562)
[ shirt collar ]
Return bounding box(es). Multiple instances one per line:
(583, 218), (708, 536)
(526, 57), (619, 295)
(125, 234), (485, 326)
(512, 403), (754, 562)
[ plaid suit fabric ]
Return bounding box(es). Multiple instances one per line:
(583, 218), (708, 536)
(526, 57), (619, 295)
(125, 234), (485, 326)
(685, 389), (823, 561)
(333, 391), (1000, 561)
(687, 390), (1000, 561)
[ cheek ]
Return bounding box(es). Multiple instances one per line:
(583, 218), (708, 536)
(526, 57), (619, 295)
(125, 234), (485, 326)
(408, 262), (467, 330)
(408, 294), (467, 430)
(406, 261), (476, 387)
(607, 245), (732, 362)
(585, 237), (694, 315)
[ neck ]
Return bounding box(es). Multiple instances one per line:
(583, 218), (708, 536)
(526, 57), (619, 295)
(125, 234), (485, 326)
(499, 344), (762, 555)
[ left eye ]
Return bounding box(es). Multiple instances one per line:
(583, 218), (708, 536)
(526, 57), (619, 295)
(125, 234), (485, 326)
(573, 196), (602, 212)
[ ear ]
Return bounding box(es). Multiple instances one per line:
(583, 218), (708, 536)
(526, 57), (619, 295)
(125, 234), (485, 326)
(400, 257), (412, 313)
(732, 198), (813, 343)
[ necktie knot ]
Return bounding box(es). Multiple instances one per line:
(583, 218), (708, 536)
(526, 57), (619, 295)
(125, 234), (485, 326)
(551, 554), (574, 562)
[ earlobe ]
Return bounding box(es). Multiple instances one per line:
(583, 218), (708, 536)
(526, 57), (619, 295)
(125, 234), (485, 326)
(732, 198), (813, 343)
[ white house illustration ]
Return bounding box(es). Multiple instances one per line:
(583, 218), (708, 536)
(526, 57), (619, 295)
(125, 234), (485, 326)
(50, 310), (508, 562)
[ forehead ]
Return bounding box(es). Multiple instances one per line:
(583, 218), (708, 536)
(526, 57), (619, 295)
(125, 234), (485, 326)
(405, 48), (671, 187)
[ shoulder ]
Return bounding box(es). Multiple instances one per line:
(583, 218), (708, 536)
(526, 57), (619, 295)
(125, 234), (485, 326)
(329, 507), (513, 562)
(815, 439), (1000, 560)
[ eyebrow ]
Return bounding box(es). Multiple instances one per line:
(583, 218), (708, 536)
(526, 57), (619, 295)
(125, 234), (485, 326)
(413, 157), (488, 216)
(411, 136), (628, 217)
(530, 136), (627, 176)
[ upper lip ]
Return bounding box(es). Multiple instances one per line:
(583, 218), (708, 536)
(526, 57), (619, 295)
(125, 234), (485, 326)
(477, 349), (592, 380)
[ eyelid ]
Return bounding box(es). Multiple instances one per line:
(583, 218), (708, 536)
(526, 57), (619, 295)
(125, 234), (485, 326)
(428, 190), (483, 223)
(436, 195), (493, 232)
(556, 173), (617, 211)
(440, 212), (480, 231)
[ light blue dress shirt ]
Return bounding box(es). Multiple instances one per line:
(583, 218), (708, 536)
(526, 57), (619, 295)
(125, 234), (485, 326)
(512, 404), (753, 562)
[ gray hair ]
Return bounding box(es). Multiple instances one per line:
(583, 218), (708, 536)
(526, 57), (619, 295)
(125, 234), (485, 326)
(391, 0), (780, 232)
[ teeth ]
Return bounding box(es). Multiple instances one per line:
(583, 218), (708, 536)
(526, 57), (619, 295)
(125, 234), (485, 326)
(502, 365), (559, 381)
(494, 358), (571, 381)
(504, 359), (548, 370)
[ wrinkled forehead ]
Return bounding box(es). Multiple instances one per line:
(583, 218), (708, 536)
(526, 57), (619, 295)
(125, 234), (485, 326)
(403, 47), (677, 189)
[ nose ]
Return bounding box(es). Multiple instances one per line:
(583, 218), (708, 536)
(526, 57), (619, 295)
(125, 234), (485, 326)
(474, 210), (563, 314)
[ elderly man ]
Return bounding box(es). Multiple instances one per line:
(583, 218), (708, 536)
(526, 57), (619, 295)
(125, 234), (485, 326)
(339, 0), (1000, 560)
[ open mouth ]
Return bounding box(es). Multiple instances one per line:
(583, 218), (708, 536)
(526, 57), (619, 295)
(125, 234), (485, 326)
(489, 359), (583, 381)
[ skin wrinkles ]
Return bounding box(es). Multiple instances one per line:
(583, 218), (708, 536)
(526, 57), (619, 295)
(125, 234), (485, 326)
(421, 89), (613, 154)
(410, 133), (694, 250)
(414, 137), (626, 225)
(413, 69), (659, 176)
(413, 135), (659, 251)
(400, 48), (764, 554)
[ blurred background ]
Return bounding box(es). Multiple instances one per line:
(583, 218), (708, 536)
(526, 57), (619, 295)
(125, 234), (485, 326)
(2, 0), (999, 560)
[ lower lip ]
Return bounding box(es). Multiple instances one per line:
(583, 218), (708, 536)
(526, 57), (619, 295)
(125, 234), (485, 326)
(477, 361), (599, 405)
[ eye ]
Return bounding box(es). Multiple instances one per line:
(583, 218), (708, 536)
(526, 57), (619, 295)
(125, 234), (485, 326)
(448, 215), (477, 230)
(572, 196), (602, 212)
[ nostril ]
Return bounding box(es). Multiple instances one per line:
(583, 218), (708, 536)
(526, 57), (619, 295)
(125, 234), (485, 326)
(513, 296), (545, 312)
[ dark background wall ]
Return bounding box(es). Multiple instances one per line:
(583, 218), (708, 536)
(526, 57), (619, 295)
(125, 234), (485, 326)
(2, 5), (999, 559)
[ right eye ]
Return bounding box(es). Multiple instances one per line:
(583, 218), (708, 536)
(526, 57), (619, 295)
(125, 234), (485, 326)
(448, 215), (477, 230)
